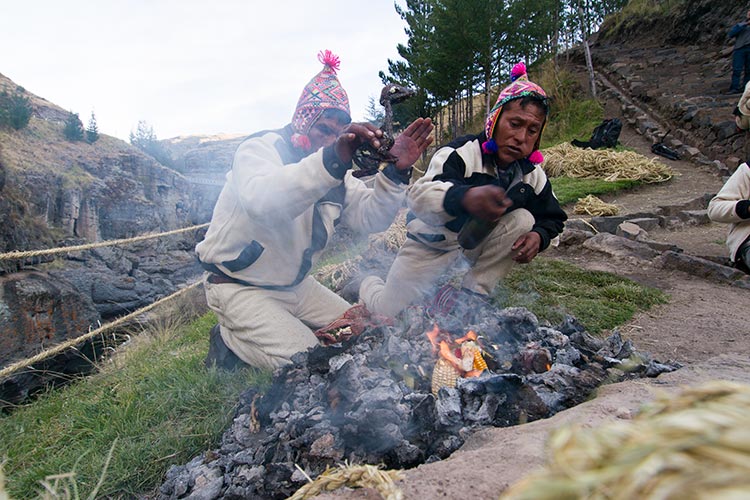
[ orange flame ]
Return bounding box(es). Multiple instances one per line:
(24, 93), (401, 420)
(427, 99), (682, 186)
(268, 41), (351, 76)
(426, 325), (486, 379)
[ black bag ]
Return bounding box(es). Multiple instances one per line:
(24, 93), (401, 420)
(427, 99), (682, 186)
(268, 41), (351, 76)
(572, 118), (622, 149)
(650, 129), (680, 161)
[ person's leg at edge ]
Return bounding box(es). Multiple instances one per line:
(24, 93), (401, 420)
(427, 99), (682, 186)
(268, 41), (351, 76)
(742, 46), (750, 89)
(204, 280), (322, 370)
(461, 208), (535, 295)
(360, 238), (458, 317)
(732, 48), (746, 92)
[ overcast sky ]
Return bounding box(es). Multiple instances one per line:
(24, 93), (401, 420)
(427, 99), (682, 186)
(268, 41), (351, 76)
(0, 1), (408, 141)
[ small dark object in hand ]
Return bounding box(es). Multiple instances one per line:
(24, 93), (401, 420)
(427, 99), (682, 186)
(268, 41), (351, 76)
(352, 84), (416, 176)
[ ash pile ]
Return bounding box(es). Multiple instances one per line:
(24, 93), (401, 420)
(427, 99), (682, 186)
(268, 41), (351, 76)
(159, 303), (680, 499)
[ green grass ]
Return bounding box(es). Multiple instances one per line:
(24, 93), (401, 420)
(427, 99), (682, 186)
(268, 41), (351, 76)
(0, 311), (271, 499)
(494, 257), (668, 334)
(551, 176), (640, 205)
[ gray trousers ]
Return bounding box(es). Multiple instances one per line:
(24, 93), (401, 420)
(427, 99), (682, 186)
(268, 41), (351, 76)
(204, 275), (350, 370)
(361, 209), (535, 317)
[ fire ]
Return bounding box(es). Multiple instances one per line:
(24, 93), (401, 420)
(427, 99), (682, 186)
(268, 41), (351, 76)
(427, 325), (488, 395)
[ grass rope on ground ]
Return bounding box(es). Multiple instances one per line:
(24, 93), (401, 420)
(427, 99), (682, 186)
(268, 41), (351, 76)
(289, 462), (405, 500)
(542, 142), (676, 183)
(0, 223), (209, 261)
(500, 380), (750, 499)
(574, 194), (621, 216)
(0, 281), (203, 381)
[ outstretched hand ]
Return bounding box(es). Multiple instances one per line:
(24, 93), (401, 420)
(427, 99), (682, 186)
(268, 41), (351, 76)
(390, 117), (434, 170)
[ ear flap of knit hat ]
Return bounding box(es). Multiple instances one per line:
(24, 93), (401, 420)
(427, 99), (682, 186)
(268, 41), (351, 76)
(482, 62), (548, 156)
(290, 50), (351, 151)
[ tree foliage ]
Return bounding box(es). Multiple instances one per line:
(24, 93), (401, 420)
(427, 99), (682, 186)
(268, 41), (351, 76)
(380, 0), (628, 140)
(129, 120), (174, 168)
(85, 111), (100, 144)
(63, 111), (84, 142)
(0, 86), (32, 131)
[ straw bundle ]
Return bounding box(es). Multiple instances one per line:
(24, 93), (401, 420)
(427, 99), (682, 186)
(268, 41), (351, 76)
(368, 210), (408, 253)
(289, 462), (405, 500)
(574, 195), (620, 216)
(313, 257), (362, 290)
(500, 380), (750, 500)
(542, 142), (676, 183)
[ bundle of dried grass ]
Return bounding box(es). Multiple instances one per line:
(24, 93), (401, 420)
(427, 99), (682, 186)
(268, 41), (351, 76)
(542, 142), (675, 183)
(289, 462), (405, 500)
(501, 381), (750, 500)
(313, 257), (362, 290)
(368, 210), (408, 253)
(574, 194), (620, 216)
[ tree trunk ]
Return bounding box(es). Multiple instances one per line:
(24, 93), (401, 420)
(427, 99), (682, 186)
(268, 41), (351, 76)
(579, 2), (597, 99)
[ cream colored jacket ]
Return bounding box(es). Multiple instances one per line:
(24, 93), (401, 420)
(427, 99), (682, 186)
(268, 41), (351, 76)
(736, 82), (750, 130)
(196, 126), (409, 287)
(707, 163), (750, 261)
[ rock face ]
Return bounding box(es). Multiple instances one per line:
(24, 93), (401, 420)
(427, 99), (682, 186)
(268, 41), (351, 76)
(0, 271), (100, 367)
(0, 73), (209, 381)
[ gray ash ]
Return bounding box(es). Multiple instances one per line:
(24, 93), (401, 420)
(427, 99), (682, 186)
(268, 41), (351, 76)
(159, 306), (679, 499)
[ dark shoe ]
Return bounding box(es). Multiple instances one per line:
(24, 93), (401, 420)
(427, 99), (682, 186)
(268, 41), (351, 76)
(205, 324), (247, 371)
(340, 273), (367, 303)
(725, 88), (743, 95)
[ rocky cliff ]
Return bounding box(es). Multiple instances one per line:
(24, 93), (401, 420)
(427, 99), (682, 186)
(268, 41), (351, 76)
(0, 73), (205, 382)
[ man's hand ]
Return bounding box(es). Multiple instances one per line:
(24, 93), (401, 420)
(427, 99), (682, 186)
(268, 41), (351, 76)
(462, 185), (513, 221)
(390, 118), (434, 170)
(334, 123), (383, 164)
(512, 231), (541, 263)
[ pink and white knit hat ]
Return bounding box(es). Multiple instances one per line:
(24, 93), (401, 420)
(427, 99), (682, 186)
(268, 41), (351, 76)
(482, 62), (548, 164)
(290, 50), (351, 151)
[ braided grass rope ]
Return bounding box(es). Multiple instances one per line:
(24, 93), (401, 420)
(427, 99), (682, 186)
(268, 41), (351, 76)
(0, 223), (209, 261)
(289, 462), (405, 500)
(574, 194), (621, 216)
(501, 381), (750, 499)
(0, 280), (202, 381)
(542, 142), (676, 183)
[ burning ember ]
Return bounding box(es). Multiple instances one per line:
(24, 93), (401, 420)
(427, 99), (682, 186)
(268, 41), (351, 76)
(160, 305), (681, 499)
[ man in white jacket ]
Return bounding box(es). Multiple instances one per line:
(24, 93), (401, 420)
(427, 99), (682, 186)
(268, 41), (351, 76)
(196, 51), (433, 369)
(707, 162), (750, 273)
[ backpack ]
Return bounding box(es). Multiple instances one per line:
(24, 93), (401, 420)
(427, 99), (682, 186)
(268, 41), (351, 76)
(572, 118), (622, 149)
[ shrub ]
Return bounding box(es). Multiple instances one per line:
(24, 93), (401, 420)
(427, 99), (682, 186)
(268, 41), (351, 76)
(63, 111), (84, 142)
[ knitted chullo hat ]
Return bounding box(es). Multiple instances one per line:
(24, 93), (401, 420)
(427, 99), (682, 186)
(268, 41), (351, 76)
(482, 62), (548, 164)
(290, 50), (351, 151)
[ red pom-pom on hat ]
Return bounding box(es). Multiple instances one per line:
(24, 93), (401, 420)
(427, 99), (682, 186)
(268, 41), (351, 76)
(318, 50), (341, 73)
(510, 62), (527, 82)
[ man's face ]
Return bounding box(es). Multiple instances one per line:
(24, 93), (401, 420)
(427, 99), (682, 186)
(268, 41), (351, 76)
(491, 99), (546, 167)
(308, 115), (347, 152)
